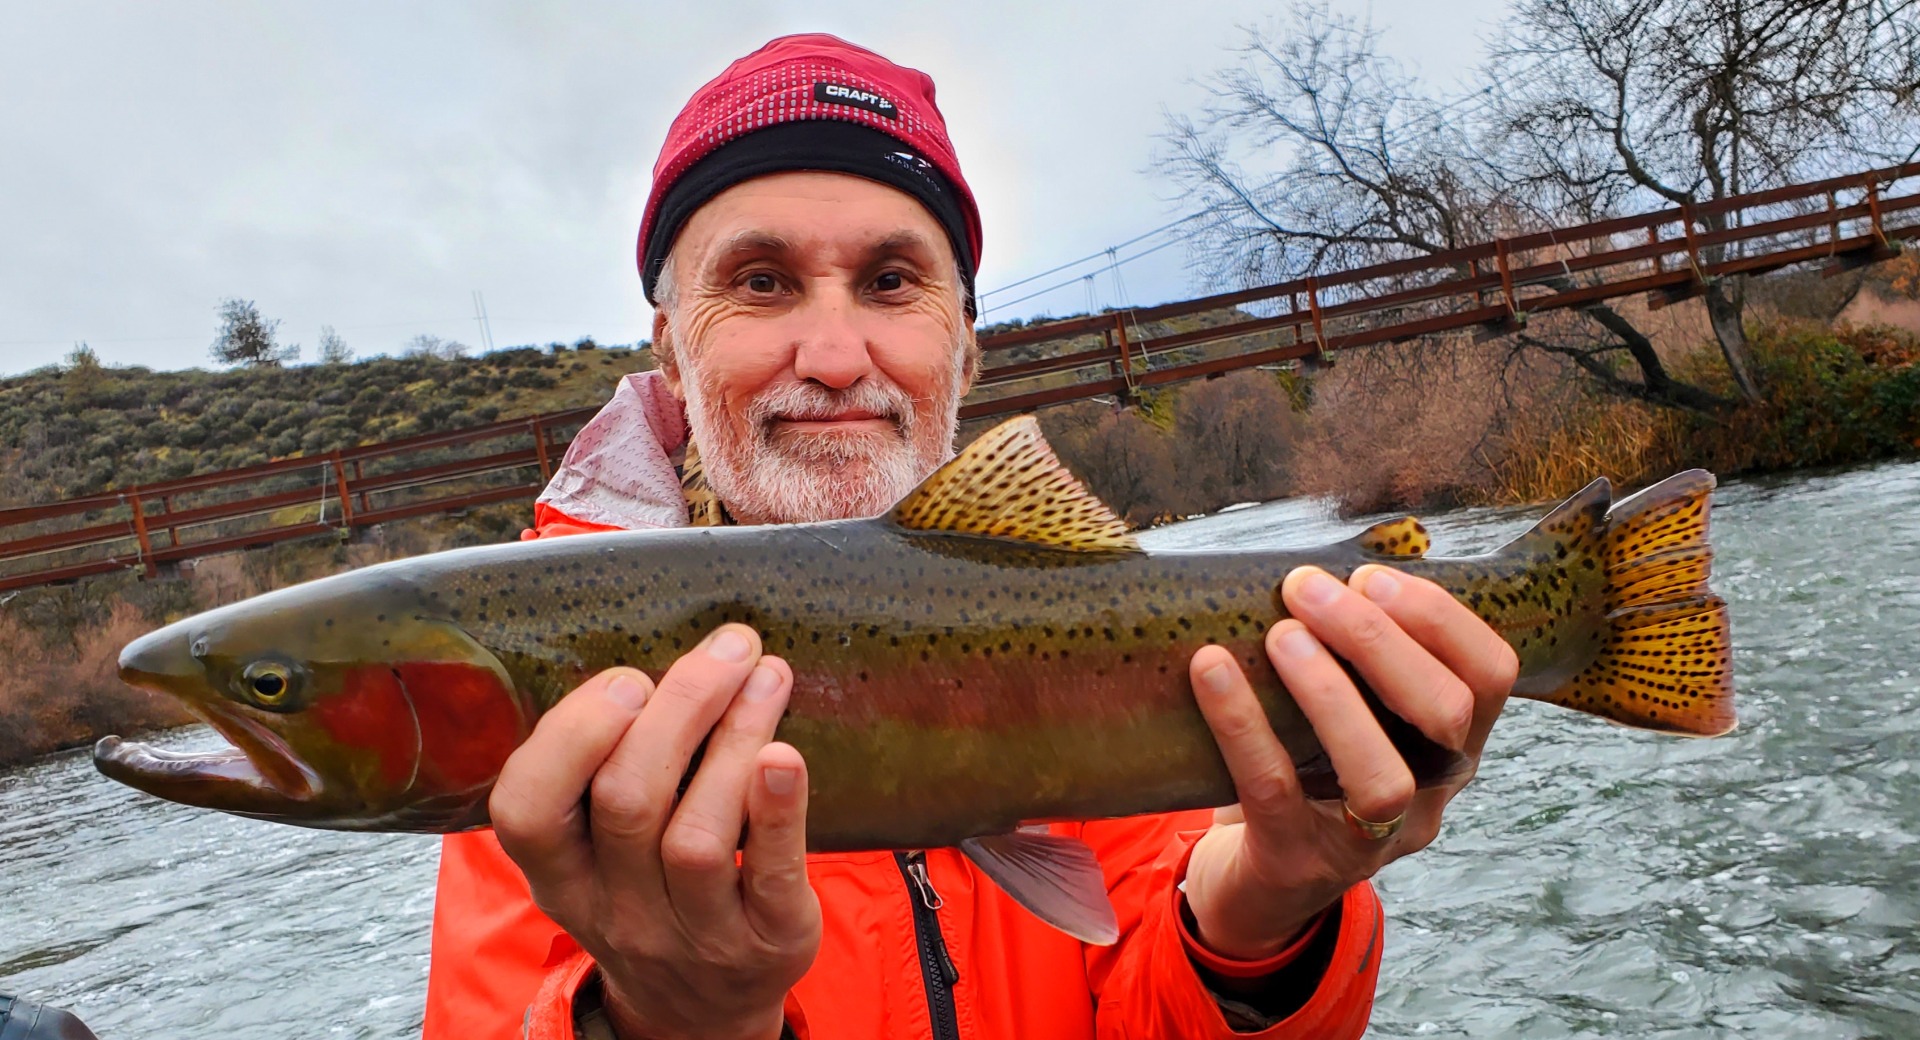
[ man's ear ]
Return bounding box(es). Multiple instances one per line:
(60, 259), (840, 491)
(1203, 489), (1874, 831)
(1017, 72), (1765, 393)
(961, 328), (981, 390)
(652, 309), (683, 397)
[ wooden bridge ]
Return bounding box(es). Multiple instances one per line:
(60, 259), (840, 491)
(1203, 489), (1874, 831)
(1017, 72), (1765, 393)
(4, 161), (1916, 595)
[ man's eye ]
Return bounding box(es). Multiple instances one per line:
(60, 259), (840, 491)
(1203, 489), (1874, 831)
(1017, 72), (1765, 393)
(874, 272), (906, 292)
(744, 273), (779, 294)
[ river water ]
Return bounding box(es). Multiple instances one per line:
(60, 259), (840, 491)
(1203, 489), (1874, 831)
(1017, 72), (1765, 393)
(2, 459), (1916, 1038)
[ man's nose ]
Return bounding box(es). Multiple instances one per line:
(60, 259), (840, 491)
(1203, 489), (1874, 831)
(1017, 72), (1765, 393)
(790, 291), (875, 390)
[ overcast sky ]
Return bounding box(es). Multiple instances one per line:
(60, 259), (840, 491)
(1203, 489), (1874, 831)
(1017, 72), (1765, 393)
(1, 0), (1510, 375)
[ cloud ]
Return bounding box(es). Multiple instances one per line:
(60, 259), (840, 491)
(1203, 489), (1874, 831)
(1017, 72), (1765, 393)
(0, 0), (1503, 374)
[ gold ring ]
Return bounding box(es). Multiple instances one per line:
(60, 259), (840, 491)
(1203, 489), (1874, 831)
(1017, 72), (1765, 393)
(1342, 801), (1405, 841)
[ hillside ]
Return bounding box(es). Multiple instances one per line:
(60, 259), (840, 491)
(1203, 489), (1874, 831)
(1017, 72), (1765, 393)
(0, 343), (654, 506)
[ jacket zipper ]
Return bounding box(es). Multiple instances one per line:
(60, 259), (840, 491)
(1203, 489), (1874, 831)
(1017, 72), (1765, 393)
(896, 850), (960, 1040)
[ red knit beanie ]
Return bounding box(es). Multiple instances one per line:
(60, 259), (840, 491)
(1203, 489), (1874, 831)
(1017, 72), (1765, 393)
(637, 34), (983, 311)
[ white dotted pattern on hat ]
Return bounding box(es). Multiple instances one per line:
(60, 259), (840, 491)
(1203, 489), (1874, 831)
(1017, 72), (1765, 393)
(664, 61), (934, 189)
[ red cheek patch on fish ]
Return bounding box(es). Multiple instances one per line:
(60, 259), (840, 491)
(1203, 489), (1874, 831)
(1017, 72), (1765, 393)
(392, 660), (531, 791)
(310, 667), (420, 789)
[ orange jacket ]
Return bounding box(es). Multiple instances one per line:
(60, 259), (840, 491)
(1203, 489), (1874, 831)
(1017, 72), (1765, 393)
(421, 506), (1385, 1040)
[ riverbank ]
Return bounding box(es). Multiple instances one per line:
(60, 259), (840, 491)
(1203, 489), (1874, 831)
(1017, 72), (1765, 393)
(1280, 317), (1920, 516)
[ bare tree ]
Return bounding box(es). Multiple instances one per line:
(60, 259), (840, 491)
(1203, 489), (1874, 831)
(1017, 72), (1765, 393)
(1160, 8), (1503, 286)
(1046, 408), (1182, 524)
(1161, 1), (1919, 410)
(1491, 0), (1920, 400)
(317, 325), (352, 364)
(1174, 371), (1299, 505)
(403, 334), (469, 361)
(210, 298), (298, 367)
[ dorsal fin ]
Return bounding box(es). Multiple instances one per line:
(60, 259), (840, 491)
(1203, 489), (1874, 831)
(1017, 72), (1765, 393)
(888, 416), (1139, 552)
(1346, 517), (1431, 558)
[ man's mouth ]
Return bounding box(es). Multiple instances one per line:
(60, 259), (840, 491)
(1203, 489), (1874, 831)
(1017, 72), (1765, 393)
(769, 409), (901, 434)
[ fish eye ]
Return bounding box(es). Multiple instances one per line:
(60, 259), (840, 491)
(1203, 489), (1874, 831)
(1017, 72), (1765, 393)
(241, 662), (295, 707)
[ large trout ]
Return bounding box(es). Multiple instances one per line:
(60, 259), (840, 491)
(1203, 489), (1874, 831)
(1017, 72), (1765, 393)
(96, 416), (1735, 943)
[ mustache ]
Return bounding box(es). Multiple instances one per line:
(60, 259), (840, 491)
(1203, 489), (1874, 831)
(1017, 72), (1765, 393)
(746, 380), (917, 433)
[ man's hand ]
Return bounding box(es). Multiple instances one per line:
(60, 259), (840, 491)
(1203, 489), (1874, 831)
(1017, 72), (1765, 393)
(1182, 565), (1518, 961)
(490, 624), (820, 1040)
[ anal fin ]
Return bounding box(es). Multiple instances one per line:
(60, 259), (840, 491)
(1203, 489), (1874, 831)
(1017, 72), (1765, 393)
(961, 831), (1120, 945)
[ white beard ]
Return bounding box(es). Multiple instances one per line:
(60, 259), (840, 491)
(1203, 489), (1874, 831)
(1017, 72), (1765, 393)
(679, 340), (968, 524)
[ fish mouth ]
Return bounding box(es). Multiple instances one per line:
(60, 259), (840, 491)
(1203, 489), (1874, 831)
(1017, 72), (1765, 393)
(95, 640), (322, 818)
(93, 723), (318, 818)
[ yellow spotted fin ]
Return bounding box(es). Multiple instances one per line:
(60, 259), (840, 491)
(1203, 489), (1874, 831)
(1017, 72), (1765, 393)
(1517, 470), (1735, 736)
(889, 415), (1139, 552)
(1346, 516), (1431, 558)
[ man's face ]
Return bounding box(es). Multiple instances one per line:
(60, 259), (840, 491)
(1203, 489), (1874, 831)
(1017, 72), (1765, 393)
(655, 171), (977, 524)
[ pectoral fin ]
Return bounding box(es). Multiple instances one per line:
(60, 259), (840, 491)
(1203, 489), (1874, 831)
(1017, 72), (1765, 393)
(961, 831), (1120, 945)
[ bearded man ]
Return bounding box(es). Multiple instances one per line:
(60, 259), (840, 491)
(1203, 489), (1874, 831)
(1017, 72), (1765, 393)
(421, 34), (1517, 1040)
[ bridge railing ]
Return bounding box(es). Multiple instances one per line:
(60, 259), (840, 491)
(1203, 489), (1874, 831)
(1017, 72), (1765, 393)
(6, 162), (1918, 593)
(959, 161), (1920, 418)
(0, 407), (599, 593)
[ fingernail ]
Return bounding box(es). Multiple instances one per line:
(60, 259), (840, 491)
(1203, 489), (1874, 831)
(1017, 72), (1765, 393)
(763, 765), (797, 796)
(1198, 662), (1234, 695)
(1276, 627), (1319, 659)
(1298, 570), (1342, 607)
(708, 628), (751, 662)
(606, 673), (649, 710)
(1360, 569), (1401, 603)
(742, 664), (782, 703)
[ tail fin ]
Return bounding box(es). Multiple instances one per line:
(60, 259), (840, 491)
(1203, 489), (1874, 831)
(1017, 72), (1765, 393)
(1519, 470), (1736, 737)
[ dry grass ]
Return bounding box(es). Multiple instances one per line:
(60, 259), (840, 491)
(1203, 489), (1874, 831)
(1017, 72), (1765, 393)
(1481, 398), (1689, 505)
(1287, 335), (1528, 514)
(0, 602), (190, 765)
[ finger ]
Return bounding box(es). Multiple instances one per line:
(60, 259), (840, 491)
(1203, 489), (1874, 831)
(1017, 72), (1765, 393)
(490, 667), (653, 902)
(661, 656), (794, 927)
(1189, 645), (1305, 824)
(1264, 619), (1415, 824)
(590, 625), (762, 873)
(1351, 565), (1517, 757)
(1282, 567), (1474, 751)
(741, 742), (819, 946)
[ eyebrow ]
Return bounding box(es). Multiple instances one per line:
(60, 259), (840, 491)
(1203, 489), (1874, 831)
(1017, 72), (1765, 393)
(708, 231), (795, 264)
(699, 228), (945, 277)
(872, 231), (939, 258)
